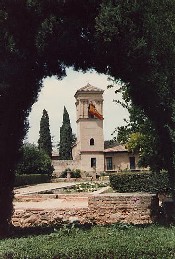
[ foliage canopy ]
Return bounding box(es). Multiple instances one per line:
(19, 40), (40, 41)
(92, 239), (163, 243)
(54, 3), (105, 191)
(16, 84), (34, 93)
(59, 106), (74, 160)
(16, 143), (54, 176)
(112, 84), (162, 172)
(1, 0), (175, 235)
(38, 109), (52, 157)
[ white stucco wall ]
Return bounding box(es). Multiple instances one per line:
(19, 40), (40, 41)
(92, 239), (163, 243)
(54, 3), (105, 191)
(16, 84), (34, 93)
(52, 160), (81, 177)
(77, 119), (104, 152)
(80, 152), (104, 175)
(104, 152), (141, 171)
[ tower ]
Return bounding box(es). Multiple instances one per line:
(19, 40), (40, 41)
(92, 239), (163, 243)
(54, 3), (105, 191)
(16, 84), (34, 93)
(73, 83), (104, 175)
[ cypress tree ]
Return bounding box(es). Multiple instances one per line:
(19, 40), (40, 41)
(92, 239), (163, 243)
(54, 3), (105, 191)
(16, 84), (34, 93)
(38, 109), (52, 157)
(59, 106), (73, 160)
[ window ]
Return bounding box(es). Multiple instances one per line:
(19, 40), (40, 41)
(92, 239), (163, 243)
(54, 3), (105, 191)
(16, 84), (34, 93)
(90, 138), (94, 145)
(106, 157), (113, 170)
(91, 158), (96, 168)
(129, 157), (136, 170)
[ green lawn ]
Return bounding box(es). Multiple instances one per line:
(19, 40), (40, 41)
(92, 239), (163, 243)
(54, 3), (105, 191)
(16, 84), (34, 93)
(0, 224), (175, 258)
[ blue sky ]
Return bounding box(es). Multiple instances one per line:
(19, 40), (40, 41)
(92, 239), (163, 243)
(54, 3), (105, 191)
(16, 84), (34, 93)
(26, 68), (129, 148)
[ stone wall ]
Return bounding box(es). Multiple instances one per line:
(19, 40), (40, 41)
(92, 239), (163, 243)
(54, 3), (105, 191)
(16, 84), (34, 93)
(12, 193), (158, 227)
(12, 208), (89, 228)
(88, 193), (158, 224)
(52, 159), (80, 177)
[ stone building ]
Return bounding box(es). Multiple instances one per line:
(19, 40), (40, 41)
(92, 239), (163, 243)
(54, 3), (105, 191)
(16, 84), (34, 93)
(52, 83), (142, 176)
(72, 84), (104, 175)
(104, 144), (141, 172)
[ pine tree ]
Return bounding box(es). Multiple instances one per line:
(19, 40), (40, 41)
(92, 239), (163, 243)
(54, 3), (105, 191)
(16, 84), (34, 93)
(59, 106), (73, 160)
(38, 109), (52, 157)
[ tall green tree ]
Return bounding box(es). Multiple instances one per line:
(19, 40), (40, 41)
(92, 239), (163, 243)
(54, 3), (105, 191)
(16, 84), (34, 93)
(112, 83), (161, 171)
(38, 109), (52, 157)
(59, 106), (73, 160)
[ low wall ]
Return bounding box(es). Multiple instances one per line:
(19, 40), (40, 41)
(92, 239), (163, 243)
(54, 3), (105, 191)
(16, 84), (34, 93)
(52, 160), (80, 177)
(12, 193), (158, 227)
(12, 208), (88, 228)
(51, 177), (93, 183)
(88, 193), (158, 224)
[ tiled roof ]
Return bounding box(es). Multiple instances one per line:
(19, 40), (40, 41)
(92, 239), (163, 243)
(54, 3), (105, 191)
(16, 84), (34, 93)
(104, 144), (128, 153)
(75, 83), (104, 95)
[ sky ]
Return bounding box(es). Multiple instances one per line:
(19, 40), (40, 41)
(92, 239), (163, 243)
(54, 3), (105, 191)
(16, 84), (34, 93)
(26, 68), (129, 148)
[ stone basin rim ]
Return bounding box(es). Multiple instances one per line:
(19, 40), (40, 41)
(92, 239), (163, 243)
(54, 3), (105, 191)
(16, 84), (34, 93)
(94, 192), (157, 197)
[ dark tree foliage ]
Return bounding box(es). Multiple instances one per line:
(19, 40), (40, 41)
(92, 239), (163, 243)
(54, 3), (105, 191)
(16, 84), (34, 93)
(38, 109), (52, 157)
(59, 106), (73, 160)
(0, 0), (99, 235)
(94, 1), (175, 199)
(111, 83), (162, 172)
(104, 140), (118, 149)
(116, 104), (162, 172)
(1, 0), (175, 235)
(16, 143), (54, 176)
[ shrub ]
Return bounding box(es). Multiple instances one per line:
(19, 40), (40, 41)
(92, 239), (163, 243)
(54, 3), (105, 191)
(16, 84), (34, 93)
(16, 143), (54, 177)
(71, 169), (81, 178)
(60, 168), (81, 178)
(59, 168), (71, 178)
(14, 174), (49, 187)
(109, 171), (170, 193)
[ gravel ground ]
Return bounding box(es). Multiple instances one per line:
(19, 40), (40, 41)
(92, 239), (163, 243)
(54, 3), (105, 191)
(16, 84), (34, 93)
(14, 181), (90, 210)
(14, 198), (88, 210)
(14, 182), (109, 210)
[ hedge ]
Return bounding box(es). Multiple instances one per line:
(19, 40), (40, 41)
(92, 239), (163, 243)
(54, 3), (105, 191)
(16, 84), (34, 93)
(60, 168), (81, 178)
(109, 171), (171, 193)
(14, 174), (50, 187)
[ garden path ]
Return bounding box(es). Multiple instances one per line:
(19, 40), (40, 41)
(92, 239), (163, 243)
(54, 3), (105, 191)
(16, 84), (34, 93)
(14, 182), (80, 196)
(14, 181), (92, 210)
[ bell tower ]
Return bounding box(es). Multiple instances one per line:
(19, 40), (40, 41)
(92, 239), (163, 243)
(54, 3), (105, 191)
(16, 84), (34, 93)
(73, 83), (104, 174)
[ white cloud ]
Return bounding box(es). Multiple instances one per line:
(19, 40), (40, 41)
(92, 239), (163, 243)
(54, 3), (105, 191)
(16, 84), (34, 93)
(26, 68), (129, 146)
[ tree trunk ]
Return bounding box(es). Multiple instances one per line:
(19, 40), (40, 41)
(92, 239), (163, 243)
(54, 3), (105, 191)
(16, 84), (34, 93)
(159, 125), (175, 223)
(0, 102), (25, 236)
(0, 79), (30, 237)
(0, 165), (14, 237)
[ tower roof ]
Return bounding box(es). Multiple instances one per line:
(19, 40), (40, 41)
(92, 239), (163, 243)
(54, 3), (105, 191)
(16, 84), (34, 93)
(75, 83), (104, 97)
